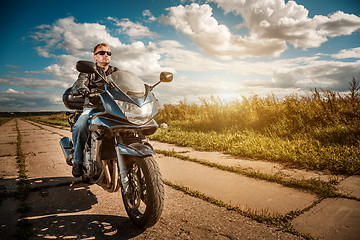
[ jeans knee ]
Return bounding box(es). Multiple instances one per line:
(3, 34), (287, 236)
(74, 116), (89, 131)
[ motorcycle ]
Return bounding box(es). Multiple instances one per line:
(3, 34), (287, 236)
(60, 60), (172, 228)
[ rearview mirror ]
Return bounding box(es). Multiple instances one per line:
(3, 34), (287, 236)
(160, 72), (173, 82)
(150, 72), (173, 91)
(76, 61), (96, 74)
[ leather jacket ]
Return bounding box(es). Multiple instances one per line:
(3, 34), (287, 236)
(71, 65), (119, 95)
(70, 64), (119, 106)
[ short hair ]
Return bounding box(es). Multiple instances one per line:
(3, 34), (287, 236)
(93, 43), (110, 53)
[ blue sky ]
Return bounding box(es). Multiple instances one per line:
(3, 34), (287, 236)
(0, 0), (359, 111)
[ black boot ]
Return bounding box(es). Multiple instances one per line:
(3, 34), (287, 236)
(72, 163), (83, 178)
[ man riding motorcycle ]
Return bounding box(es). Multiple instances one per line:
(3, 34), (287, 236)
(71, 43), (119, 177)
(61, 45), (172, 228)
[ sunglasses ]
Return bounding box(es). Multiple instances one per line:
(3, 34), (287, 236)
(95, 51), (112, 56)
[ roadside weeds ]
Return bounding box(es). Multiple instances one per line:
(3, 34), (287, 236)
(158, 149), (359, 239)
(156, 149), (343, 199)
(15, 119), (33, 240)
(9, 119), (81, 239)
(163, 180), (316, 239)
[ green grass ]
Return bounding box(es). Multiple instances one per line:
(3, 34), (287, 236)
(0, 117), (12, 126)
(15, 119), (33, 240)
(24, 113), (69, 127)
(151, 79), (360, 175)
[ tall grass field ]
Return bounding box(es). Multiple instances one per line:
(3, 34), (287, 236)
(152, 78), (360, 175)
(23, 78), (360, 176)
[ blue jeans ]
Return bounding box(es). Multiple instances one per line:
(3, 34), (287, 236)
(72, 109), (90, 164)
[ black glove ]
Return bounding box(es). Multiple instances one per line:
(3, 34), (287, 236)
(72, 85), (89, 96)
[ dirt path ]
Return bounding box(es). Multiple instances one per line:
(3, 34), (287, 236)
(1, 118), (359, 239)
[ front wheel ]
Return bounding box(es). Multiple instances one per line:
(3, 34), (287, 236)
(121, 155), (164, 228)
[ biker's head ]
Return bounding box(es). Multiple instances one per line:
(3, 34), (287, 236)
(93, 43), (111, 71)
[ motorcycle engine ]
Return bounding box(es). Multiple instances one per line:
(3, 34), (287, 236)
(83, 133), (102, 179)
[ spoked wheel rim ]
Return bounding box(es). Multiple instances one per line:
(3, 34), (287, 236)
(121, 155), (164, 228)
(123, 162), (148, 219)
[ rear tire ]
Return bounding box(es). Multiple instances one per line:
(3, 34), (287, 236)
(121, 155), (164, 228)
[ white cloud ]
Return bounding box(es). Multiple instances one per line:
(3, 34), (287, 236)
(331, 47), (360, 59)
(39, 54), (81, 85)
(33, 16), (122, 57)
(30, 16), (167, 82)
(210, 0), (360, 46)
(161, 1), (360, 59)
(241, 58), (360, 91)
(0, 75), (70, 89)
(155, 38), (359, 93)
(0, 89), (65, 112)
(210, 0), (325, 48)
(5, 65), (22, 69)
(143, 10), (157, 22)
(294, 60), (360, 91)
(272, 71), (299, 88)
(157, 40), (226, 71)
(314, 11), (360, 37)
(110, 41), (164, 81)
(107, 17), (157, 39)
(160, 3), (287, 58)
(4, 88), (25, 94)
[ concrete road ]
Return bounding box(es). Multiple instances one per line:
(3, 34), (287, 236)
(1, 118), (359, 239)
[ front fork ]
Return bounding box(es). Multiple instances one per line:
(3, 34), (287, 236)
(114, 133), (156, 194)
(115, 136), (130, 194)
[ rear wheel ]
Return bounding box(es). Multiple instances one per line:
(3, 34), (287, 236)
(121, 155), (164, 228)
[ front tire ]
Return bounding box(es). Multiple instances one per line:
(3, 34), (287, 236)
(121, 155), (164, 228)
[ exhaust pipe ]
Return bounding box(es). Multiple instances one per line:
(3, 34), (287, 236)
(60, 137), (74, 166)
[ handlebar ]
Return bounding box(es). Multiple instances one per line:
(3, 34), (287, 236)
(72, 92), (100, 99)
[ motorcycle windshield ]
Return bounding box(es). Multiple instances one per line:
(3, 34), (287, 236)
(107, 70), (146, 98)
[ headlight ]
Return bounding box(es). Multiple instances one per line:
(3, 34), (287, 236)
(115, 100), (154, 125)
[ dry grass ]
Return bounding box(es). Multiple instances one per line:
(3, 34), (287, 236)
(152, 78), (360, 175)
